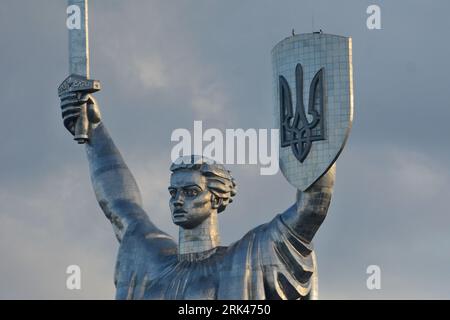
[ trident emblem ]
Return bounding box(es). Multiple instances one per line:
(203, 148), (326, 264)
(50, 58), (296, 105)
(279, 63), (325, 163)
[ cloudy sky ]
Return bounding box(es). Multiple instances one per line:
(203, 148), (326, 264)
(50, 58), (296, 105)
(0, 0), (449, 299)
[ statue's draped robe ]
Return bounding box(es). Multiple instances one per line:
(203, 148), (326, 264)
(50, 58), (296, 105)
(114, 205), (318, 300)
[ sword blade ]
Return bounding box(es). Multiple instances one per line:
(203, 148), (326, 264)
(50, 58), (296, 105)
(69, 0), (89, 78)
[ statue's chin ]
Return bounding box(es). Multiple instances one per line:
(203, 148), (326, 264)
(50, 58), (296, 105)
(175, 222), (195, 230)
(173, 218), (201, 230)
(173, 217), (189, 228)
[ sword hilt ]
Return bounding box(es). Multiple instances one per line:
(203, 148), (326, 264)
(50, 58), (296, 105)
(58, 74), (101, 144)
(74, 103), (89, 143)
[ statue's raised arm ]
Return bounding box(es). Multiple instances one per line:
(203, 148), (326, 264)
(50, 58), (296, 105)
(281, 164), (335, 244)
(212, 164), (335, 300)
(58, 92), (176, 247)
(86, 121), (146, 242)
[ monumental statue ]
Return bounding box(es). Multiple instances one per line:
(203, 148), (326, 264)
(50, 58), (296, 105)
(59, 1), (353, 300)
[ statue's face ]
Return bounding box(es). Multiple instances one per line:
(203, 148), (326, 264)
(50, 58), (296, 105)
(169, 170), (214, 229)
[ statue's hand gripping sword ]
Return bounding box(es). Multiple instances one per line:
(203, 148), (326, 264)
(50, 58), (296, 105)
(58, 0), (100, 144)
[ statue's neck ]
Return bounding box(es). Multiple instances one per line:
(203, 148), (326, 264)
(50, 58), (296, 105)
(178, 212), (220, 261)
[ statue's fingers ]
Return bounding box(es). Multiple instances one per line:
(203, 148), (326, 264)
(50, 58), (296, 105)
(60, 92), (84, 103)
(63, 117), (76, 135)
(62, 111), (80, 135)
(60, 92), (89, 109)
(62, 112), (80, 124)
(61, 97), (84, 109)
(59, 92), (77, 102)
(62, 106), (81, 120)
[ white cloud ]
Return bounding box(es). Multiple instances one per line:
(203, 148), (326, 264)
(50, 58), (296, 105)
(191, 83), (228, 118)
(134, 56), (168, 89)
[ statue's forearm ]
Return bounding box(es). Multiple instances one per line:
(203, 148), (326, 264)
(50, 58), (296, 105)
(85, 123), (147, 240)
(281, 164), (336, 243)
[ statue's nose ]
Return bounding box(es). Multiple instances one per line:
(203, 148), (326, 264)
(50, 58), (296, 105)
(173, 192), (184, 206)
(174, 200), (183, 207)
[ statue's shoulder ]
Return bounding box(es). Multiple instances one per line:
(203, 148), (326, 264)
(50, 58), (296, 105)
(222, 214), (313, 261)
(220, 218), (277, 260)
(116, 220), (177, 270)
(114, 227), (178, 298)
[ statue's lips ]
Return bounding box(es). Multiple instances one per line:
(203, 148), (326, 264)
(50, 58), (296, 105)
(173, 210), (187, 218)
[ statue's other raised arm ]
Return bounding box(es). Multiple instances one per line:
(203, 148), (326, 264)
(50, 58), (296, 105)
(281, 164), (336, 243)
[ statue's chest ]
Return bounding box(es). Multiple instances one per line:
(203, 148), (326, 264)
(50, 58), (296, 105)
(141, 261), (220, 299)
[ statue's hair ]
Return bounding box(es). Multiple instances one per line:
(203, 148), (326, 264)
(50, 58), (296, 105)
(170, 155), (237, 213)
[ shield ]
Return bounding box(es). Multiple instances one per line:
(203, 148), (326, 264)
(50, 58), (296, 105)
(272, 33), (354, 191)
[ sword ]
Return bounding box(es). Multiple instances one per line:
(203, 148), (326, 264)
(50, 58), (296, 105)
(58, 0), (100, 144)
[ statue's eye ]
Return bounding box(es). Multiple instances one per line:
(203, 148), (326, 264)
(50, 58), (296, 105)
(169, 189), (177, 197)
(185, 189), (199, 197)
